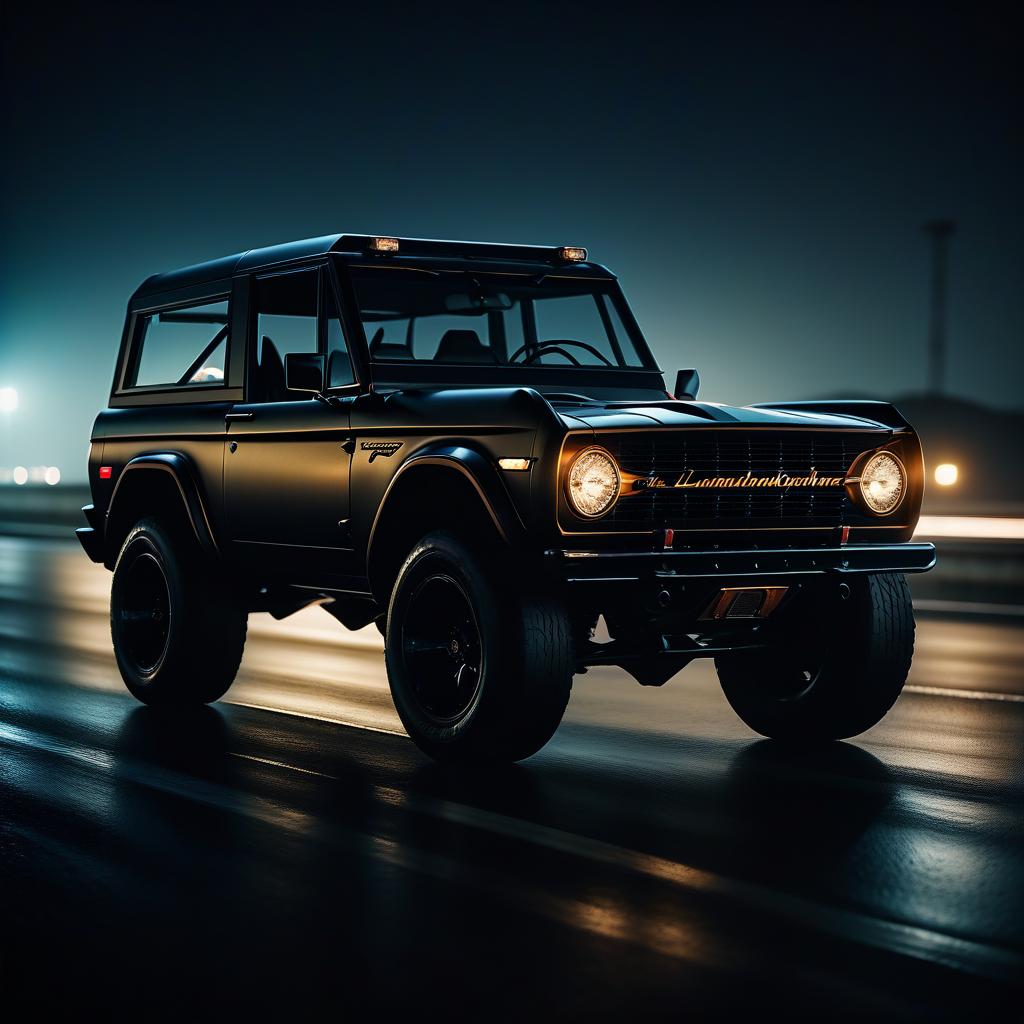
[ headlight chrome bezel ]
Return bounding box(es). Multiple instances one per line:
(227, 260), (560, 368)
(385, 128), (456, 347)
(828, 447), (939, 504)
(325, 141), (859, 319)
(857, 450), (907, 516)
(565, 446), (622, 519)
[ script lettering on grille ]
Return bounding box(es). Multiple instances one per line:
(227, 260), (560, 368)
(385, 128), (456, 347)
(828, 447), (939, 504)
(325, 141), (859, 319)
(634, 468), (845, 491)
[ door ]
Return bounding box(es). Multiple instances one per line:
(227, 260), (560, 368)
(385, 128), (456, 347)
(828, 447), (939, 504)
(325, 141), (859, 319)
(224, 265), (357, 574)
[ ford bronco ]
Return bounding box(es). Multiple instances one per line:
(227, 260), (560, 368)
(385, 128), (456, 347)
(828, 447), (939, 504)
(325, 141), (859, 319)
(78, 234), (935, 761)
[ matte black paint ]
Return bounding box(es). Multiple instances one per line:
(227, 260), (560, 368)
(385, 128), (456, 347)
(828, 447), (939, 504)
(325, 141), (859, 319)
(82, 234), (934, 651)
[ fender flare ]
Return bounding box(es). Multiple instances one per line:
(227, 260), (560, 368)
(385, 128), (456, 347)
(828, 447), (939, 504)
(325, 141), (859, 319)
(366, 443), (526, 567)
(105, 453), (219, 561)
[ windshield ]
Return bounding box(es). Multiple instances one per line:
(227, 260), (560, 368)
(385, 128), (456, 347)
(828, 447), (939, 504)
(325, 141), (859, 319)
(349, 267), (649, 369)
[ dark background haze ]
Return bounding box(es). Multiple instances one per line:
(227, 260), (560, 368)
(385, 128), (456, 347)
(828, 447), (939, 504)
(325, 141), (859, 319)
(1, 1), (1020, 478)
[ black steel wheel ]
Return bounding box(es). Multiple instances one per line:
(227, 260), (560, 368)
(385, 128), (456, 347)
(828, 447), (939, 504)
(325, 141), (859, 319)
(402, 574), (484, 724)
(111, 517), (247, 707)
(716, 574), (915, 741)
(385, 531), (573, 763)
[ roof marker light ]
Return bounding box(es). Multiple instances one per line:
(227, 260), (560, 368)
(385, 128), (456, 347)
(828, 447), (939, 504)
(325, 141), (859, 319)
(557, 246), (588, 263)
(368, 236), (399, 254)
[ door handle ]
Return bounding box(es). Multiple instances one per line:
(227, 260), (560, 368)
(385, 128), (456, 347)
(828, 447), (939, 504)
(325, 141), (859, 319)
(340, 438), (356, 455)
(225, 411), (254, 421)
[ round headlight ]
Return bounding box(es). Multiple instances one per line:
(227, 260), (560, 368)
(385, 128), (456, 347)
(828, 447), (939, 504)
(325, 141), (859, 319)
(567, 447), (620, 518)
(859, 452), (905, 515)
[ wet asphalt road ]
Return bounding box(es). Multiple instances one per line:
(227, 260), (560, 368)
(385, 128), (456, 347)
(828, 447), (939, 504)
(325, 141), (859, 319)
(1, 537), (1022, 1016)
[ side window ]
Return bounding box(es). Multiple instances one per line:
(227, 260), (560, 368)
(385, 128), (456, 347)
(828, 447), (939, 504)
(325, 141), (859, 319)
(252, 270), (318, 402)
(128, 299), (229, 388)
(324, 274), (355, 388)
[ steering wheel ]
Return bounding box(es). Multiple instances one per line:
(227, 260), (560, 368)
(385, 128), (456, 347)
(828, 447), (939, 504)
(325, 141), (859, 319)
(508, 339), (615, 367)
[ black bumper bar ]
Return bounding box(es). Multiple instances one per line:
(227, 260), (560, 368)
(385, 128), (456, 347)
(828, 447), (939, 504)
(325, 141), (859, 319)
(546, 542), (936, 583)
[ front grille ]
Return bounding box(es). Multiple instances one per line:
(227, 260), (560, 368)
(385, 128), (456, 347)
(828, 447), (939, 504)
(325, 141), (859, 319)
(600, 430), (883, 531)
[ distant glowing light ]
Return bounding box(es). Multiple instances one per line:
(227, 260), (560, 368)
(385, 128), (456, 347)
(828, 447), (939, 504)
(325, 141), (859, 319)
(934, 463), (958, 486)
(12, 466), (28, 485)
(915, 516), (1024, 541)
(44, 466), (61, 486)
(0, 387), (18, 413)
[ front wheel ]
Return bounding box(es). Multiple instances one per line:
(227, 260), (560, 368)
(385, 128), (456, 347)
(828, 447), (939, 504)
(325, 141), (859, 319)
(716, 574), (915, 742)
(384, 532), (573, 763)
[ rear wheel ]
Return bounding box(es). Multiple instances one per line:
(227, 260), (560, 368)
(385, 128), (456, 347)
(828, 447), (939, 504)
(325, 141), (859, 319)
(715, 574), (914, 741)
(111, 517), (247, 706)
(385, 532), (573, 763)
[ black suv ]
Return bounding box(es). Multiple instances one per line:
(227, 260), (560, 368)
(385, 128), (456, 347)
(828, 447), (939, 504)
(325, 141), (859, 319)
(78, 233), (935, 762)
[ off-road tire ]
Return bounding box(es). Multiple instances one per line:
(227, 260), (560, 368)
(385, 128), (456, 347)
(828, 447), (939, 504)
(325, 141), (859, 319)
(385, 531), (573, 762)
(111, 517), (247, 706)
(716, 574), (914, 741)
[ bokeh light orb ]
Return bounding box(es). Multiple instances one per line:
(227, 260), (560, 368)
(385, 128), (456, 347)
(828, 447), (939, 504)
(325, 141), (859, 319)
(44, 466), (61, 486)
(934, 463), (958, 487)
(12, 466), (28, 485)
(0, 387), (18, 413)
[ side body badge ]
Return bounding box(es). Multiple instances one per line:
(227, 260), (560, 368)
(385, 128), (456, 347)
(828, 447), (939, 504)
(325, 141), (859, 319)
(361, 441), (403, 463)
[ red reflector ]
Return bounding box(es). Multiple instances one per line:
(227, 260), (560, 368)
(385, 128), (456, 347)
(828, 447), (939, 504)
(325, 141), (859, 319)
(840, 525), (850, 545)
(99, 466), (112, 479)
(664, 528), (675, 549)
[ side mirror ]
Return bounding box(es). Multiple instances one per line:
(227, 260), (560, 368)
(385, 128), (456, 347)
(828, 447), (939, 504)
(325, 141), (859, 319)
(285, 352), (326, 395)
(674, 368), (700, 400)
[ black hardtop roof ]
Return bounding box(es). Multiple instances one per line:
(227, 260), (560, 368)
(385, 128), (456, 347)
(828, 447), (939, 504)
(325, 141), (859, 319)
(133, 233), (612, 302)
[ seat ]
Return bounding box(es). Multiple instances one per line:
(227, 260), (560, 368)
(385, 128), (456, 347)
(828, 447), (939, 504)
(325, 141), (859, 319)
(258, 337), (287, 402)
(434, 329), (495, 364)
(369, 327), (413, 361)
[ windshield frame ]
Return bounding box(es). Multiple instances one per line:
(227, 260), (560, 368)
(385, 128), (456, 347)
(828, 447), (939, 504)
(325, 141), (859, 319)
(333, 256), (663, 389)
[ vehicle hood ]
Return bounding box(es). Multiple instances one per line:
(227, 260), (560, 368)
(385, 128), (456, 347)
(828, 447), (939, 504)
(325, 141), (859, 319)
(553, 399), (901, 433)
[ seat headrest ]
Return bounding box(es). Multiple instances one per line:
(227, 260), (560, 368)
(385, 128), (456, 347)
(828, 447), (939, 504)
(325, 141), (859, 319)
(435, 329), (495, 364)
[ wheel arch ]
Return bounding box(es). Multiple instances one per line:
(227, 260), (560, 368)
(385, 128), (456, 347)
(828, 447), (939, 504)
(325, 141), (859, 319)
(104, 453), (218, 569)
(366, 445), (525, 602)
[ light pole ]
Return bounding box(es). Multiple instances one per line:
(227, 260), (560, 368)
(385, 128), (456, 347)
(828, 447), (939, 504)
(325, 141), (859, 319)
(923, 220), (955, 397)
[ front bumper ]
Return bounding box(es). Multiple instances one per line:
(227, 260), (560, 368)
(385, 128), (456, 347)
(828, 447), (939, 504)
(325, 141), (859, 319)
(545, 542), (936, 583)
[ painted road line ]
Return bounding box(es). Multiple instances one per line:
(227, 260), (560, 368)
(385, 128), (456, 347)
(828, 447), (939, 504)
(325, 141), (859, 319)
(904, 685), (1024, 704)
(228, 699), (407, 737)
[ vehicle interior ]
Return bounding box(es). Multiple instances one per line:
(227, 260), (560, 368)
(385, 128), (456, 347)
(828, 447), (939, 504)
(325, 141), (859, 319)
(350, 267), (647, 369)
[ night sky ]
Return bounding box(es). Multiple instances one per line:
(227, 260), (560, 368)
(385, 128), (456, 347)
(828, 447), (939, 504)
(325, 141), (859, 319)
(1, 1), (1020, 478)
